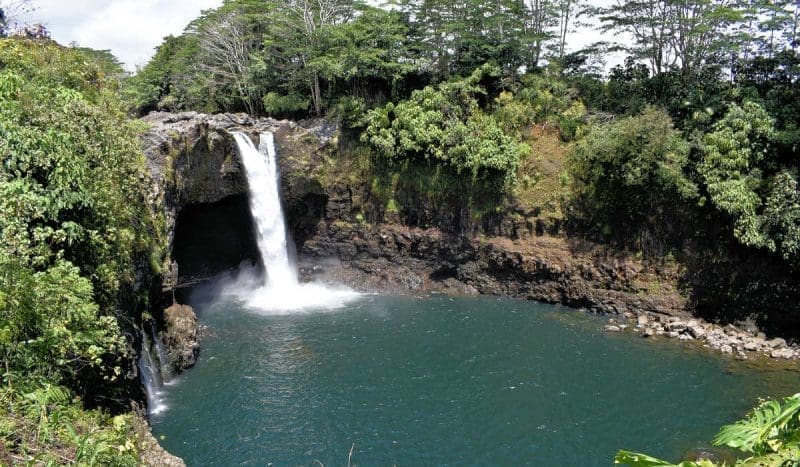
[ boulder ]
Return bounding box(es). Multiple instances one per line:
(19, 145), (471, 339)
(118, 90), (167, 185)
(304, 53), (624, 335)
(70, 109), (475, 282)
(161, 303), (200, 372)
(667, 321), (688, 333)
(743, 338), (762, 352)
(771, 348), (795, 359)
(686, 321), (707, 339)
(767, 337), (787, 349)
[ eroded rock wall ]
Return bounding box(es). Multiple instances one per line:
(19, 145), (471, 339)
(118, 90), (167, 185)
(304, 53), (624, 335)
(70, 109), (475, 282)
(141, 111), (334, 290)
(299, 222), (687, 317)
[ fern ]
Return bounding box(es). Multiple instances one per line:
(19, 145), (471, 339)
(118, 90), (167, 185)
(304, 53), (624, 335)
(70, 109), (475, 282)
(714, 394), (800, 456)
(614, 449), (715, 466)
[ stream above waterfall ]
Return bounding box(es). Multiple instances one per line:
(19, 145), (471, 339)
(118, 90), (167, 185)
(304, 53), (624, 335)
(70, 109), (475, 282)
(150, 291), (800, 465)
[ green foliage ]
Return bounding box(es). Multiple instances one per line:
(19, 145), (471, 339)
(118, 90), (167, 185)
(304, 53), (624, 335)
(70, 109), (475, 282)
(0, 254), (126, 386)
(124, 34), (203, 114)
(614, 450), (715, 467)
(494, 71), (586, 140)
(699, 101), (800, 268)
(568, 106), (697, 243)
(262, 91), (309, 116)
(0, 384), (139, 465)
(0, 38), (164, 464)
(616, 393), (800, 466)
(0, 40), (162, 308)
(714, 393), (800, 457)
(361, 65), (528, 186)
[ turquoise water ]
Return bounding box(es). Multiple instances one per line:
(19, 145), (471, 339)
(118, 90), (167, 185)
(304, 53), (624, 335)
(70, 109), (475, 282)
(151, 291), (800, 466)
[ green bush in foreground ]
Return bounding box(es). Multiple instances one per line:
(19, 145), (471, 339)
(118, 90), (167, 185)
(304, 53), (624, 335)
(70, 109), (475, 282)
(615, 393), (800, 466)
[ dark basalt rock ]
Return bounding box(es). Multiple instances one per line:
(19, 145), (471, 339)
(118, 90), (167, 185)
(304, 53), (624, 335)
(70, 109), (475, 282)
(160, 303), (200, 372)
(299, 222), (689, 318)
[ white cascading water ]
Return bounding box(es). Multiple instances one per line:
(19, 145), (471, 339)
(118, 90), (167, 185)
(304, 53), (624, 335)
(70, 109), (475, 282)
(150, 322), (172, 381)
(138, 332), (167, 415)
(232, 132), (359, 313)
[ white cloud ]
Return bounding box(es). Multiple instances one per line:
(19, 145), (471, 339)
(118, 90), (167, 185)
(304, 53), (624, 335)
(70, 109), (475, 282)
(22, 0), (223, 70)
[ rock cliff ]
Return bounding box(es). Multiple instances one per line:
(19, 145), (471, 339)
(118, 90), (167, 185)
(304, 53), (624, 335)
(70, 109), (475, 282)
(139, 111), (688, 319)
(141, 111), (335, 290)
(139, 111), (798, 364)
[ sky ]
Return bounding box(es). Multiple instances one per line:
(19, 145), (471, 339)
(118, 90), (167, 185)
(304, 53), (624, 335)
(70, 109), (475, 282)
(15, 0), (621, 73)
(19, 0), (224, 70)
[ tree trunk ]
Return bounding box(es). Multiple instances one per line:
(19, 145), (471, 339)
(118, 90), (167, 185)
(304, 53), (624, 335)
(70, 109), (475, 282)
(313, 73), (322, 116)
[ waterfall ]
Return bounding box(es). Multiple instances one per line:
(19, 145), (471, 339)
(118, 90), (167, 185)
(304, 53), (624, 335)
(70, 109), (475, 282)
(232, 132), (298, 288)
(138, 331), (167, 415)
(232, 131), (359, 313)
(151, 321), (172, 381)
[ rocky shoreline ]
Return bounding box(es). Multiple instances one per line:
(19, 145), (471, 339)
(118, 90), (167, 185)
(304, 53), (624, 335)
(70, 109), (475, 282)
(298, 221), (800, 364)
(604, 313), (799, 361)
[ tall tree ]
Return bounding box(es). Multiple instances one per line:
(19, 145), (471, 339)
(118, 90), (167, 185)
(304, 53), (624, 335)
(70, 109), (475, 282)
(276, 0), (354, 115)
(596, 0), (676, 74)
(403, 0), (528, 79)
(521, 0), (559, 68)
(0, 0), (34, 30)
(555, 0), (584, 61)
(595, 0), (745, 75)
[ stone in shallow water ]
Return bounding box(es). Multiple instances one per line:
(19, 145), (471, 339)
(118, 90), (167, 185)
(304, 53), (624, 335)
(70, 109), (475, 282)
(162, 303), (200, 372)
(771, 348), (795, 359)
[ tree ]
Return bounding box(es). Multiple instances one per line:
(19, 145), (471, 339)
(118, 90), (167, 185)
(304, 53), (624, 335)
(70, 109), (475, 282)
(402, 0), (529, 79)
(0, 0), (35, 32)
(554, 0), (586, 61)
(596, 0), (678, 75)
(568, 106), (697, 250)
(193, 10), (259, 114)
(274, 0), (354, 115)
(520, 0), (558, 69)
(595, 0), (744, 76)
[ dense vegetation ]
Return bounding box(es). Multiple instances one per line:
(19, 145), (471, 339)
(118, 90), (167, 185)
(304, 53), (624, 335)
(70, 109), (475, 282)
(126, 0), (799, 274)
(0, 39), (164, 463)
(0, 0), (798, 464)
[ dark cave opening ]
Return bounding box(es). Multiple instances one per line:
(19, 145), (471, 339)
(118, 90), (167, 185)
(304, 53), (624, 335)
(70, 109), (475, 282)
(173, 194), (260, 281)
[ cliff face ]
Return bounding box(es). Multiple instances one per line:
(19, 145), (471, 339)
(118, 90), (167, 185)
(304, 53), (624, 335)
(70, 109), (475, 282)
(300, 222), (686, 317)
(139, 111), (688, 321)
(140, 111), (334, 290)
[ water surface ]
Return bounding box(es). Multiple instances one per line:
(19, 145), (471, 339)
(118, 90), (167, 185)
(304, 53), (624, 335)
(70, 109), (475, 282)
(151, 292), (800, 465)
